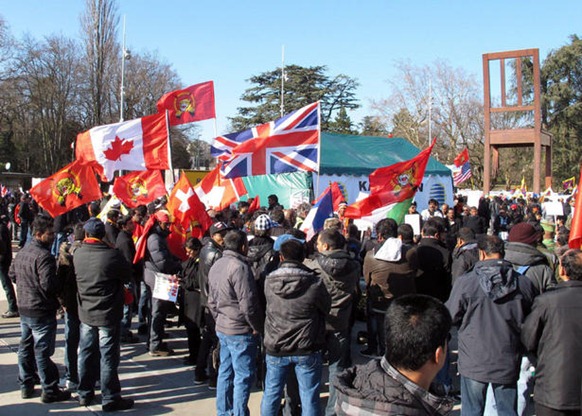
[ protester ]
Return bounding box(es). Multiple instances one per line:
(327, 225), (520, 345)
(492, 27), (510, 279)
(334, 294), (453, 415)
(451, 227), (479, 284)
(179, 237), (203, 366)
(208, 229), (264, 416)
(420, 198), (444, 221)
(0, 213), (17, 318)
(10, 214), (71, 403)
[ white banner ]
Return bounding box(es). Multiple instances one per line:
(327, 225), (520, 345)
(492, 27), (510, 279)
(153, 272), (180, 303)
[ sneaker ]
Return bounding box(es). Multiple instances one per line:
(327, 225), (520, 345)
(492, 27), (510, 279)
(102, 397), (134, 412)
(193, 374), (208, 385)
(208, 379), (217, 390)
(1, 310), (19, 318)
(21, 386), (34, 399)
(41, 389), (71, 403)
(79, 393), (95, 406)
(149, 347), (174, 357)
(183, 356), (197, 366)
(360, 347), (378, 358)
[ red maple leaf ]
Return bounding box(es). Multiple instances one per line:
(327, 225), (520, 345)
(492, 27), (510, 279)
(104, 136), (134, 161)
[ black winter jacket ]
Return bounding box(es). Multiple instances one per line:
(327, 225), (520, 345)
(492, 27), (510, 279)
(446, 258), (537, 384)
(143, 225), (181, 288)
(412, 237), (452, 302)
(264, 260), (330, 355)
(521, 281), (582, 411)
(198, 238), (223, 308)
(9, 238), (58, 318)
(451, 241), (479, 284)
(74, 239), (132, 327)
(504, 242), (556, 294)
(305, 250), (360, 331)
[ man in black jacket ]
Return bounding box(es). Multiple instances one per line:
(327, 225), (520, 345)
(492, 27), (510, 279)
(9, 214), (71, 403)
(74, 218), (134, 412)
(305, 228), (360, 416)
(446, 235), (536, 416)
(521, 249), (582, 415)
(261, 238), (331, 415)
(115, 215), (139, 343)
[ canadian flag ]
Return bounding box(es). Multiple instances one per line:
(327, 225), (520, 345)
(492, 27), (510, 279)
(194, 165), (247, 211)
(75, 113), (169, 181)
(166, 173), (213, 233)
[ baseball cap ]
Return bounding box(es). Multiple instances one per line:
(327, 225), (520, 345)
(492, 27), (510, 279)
(273, 233), (305, 251)
(209, 222), (230, 236)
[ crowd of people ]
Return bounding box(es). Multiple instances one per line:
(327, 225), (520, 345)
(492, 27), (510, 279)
(0, 190), (581, 415)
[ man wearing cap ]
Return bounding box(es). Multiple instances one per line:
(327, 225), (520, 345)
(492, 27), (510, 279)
(142, 211), (182, 357)
(196, 221), (230, 385)
(74, 217), (134, 411)
(248, 214), (276, 309)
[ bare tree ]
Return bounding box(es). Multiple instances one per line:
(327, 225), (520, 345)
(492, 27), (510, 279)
(80, 0), (119, 126)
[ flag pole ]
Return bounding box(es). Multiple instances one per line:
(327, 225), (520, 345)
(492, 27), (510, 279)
(315, 101), (322, 201)
(165, 110), (176, 185)
(280, 45), (285, 117)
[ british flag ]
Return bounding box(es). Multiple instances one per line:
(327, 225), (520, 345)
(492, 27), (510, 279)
(214, 102), (320, 178)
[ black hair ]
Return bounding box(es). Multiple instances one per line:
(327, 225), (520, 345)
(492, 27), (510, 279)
(376, 218), (398, 239)
(457, 227), (476, 242)
(421, 217), (444, 237)
(384, 294), (451, 371)
(117, 215), (133, 228)
(397, 223), (414, 244)
(185, 237), (202, 251)
(223, 229), (248, 253)
(279, 239), (305, 262)
(32, 213), (54, 236)
(73, 222), (85, 241)
(106, 209), (120, 220)
(560, 249), (582, 281)
(237, 201), (250, 210)
(269, 208), (285, 224)
(268, 194), (278, 203)
(477, 235), (504, 257)
(318, 228), (345, 250)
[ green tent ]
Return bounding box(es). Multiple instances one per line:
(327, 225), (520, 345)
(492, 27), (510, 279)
(319, 132), (450, 176)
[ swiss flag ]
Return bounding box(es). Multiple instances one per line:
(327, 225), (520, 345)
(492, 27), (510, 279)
(113, 170), (167, 208)
(75, 113), (169, 181)
(167, 173), (212, 233)
(30, 160), (102, 218)
(157, 81), (216, 126)
(194, 165), (247, 211)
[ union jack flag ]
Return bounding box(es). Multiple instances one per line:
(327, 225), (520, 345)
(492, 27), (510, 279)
(215, 102), (320, 178)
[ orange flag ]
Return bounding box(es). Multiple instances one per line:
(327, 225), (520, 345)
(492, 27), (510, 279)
(167, 173), (213, 233)
(157, 81), (216, 126)
(113, 170), (166, 208)
(568, 165), (582, 249)
(30, 160), (102, 218)
(167, 222), (189, 261)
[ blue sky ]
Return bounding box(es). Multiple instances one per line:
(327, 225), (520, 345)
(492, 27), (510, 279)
(2, 1), (580, 141)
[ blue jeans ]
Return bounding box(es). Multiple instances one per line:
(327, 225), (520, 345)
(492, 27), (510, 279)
(149, 297), (173, 351)
(261, 352), (323, 416)
(63, 312), (80, 384)
(486, 357), (534, 416)
(461, 376), (517, 416)
(216, 332), (259, 416)
(325, 329), (351, 416)
(78, 322), (122, 405)
(18, 314), (60, 393)
(121, 281), (136, 336)
(138, 281), (151, 329)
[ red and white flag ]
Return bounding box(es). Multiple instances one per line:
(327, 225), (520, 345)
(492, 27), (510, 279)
(112, 170), (167, 208)
(75, 113), (169, 181)
(167, 173), (213, 233)
(194, 165), (247, 211)
(157, 81), (216, 126)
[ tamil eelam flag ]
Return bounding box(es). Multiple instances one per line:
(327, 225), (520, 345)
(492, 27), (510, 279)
(453, 148), (470, 167)
(345, 139), (436, 224)
(30, 160), (102, 218)
(113, 170), (167, 208)
(157, 81), (216, 126)
(217, 102), (320, 178)
(76, 112), (169, 181)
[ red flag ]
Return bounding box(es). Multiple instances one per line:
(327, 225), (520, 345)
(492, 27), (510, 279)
(453, 148), (470, 167)
(167, 173), (213, 233)
(30, 160), (102, 218)
(194, 165), (247, 211)
(313, 182), (345, 211)
(346, 139), (435, 221)
(113, 170), (166, 208)
(247, 196), (260, 215)
(76, 113), (169, 181)
(167, 222), (188, 261)
(568, 165), (582, 249)
(157, 81), (216, 126)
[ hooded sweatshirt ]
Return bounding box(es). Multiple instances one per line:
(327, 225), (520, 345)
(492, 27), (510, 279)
(264, 260), (331, 355)
(446, 258), (537, 384)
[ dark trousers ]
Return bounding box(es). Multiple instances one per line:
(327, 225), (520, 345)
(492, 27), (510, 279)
(535, 402), (580, 416)
(0, 268), (17, 313)
(196, 308), (217, 381)
(184, 319), (201, 361)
